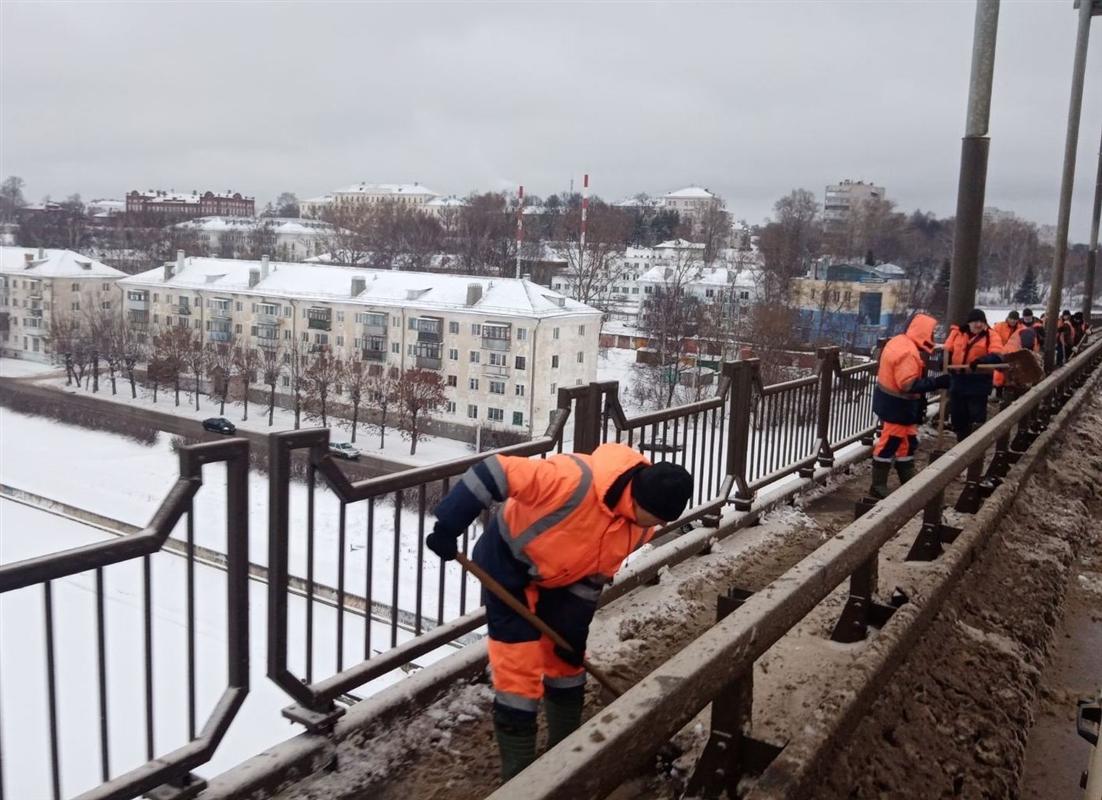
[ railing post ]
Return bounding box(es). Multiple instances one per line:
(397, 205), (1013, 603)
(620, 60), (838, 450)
(812, 346), (840, 472)
(726, 359), (757, 511)
(571, 382), (603, 455)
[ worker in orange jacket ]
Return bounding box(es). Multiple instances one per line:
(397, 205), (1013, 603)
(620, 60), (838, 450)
(870, 313), (951, 498)
(992, 311), (1023, 395)
(427, 443), (693, 779)
(944, 309), (1004, 441)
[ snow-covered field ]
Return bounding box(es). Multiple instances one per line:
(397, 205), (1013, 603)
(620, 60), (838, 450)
(0, 357), (61, 379)
(0, 500), (461, 799)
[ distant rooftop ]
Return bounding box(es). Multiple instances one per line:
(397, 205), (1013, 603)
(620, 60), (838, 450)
(663, 186), (717, 199)
(0, 246), (126, 278)
(334, 183), (440, 197)
(120, 256), (598, 318)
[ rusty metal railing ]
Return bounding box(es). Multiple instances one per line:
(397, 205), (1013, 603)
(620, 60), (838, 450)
(485, 335), (1102, 800)
(0, 439), (250, 800)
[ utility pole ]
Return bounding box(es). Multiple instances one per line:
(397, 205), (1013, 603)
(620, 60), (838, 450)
(1043, 0), (1098, 370)
(1083, 126), (1102, 320)
(946, 0), (1000, 330)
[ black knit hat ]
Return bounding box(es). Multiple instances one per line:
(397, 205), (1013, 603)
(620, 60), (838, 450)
(967, 308), (987, 324)
(1022, 308), (1035, 319)
(1007, 310), (1020, 321)
(632, 462), (694, 522)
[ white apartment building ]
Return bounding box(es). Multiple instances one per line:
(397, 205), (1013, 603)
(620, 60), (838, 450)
(118, 254), (601, 436)
(172, 216), (338, 261)
(0, 247), (127, 362)
(823, 180), (886, 233)
(300, 183), (441, 219)
(660, 186), (722, 220)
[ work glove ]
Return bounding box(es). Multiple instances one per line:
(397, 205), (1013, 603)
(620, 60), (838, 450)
(553, 644), (585, 668)
(426, 522), (459, 561)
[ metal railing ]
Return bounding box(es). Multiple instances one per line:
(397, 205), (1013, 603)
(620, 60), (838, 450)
(263, 346), (888, 728)
(0, 439), (250, 800)
(486, 334), (1102, 800)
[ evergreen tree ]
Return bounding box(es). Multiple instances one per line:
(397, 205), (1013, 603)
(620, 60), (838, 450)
(1014, 265), (1040, 304)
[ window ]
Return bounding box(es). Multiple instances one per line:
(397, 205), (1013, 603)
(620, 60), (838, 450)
(516, 327), (527, 341)
(153, 314), (159, 323)
(515, 356), (526, 370)
(578, 325), (585, 335)
(489, 352), (506, 367)
(471, 323), (481, 336)
(71, 283), (78, 291)
(449, 321), (459, 334)
(467, 404), (478, 419)
(577, 351), (584, 363)
(284, 330), (291, 340)
(235, 324), (243, 334)
(71, 301), (80, 311)
(512, 412), (524, 427)
(393, 316), (400, 326)
(469, 378), (479, 391)
(469, 350), (480, 364)
(446, 401), (456, 414)
(515, 384), (525, 397)
(336, 335), (344, 346)
(236, 302), (243, 311)
(166, 315), (174, 326)
(282, 376), (290, 387)
(632, 287), (639, 294)
(705, 289), (714, 298)
(489, 381), (505, 395)
(165, 295), (173, 305)
(392, 342), (400, 353)
(488, 408), (504, 422)
(449, 348), (459, 361)
(302, 331), (309, 341)
(551, 355), (559, 368)
(553, 327), (560, 340)
(447, 375), (457, 387)
(286, 306), (293, 317)
(336, 311), (344, 322)
(101, 302), (111, 310)
(550, 383), (557, 396)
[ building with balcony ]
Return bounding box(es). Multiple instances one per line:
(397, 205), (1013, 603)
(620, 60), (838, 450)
(117, 253), (601, 437)
(0, 247), (126, 362)
(823, 180), (886, 235)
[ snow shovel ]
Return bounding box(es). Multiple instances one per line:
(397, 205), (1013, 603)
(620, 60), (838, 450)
(1002, 349), (1044, 387)
(933, 389), (950, 454)
(945, 363), (1009, 372)
(455, 552), (624, 699)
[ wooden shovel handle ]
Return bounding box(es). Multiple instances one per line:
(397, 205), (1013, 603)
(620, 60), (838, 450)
(455, 552), (623, 698)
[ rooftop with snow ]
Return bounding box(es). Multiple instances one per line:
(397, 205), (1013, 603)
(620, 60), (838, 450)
(0, 246), (126, 278)
(120, 256), (599, 318)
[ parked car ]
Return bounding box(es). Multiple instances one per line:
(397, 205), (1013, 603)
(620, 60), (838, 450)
(329, 442), (362, 460)
(202, 417), (236, 435)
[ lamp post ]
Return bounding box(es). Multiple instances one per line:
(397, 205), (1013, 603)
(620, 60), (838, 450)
(1043, 0), (1099, 370)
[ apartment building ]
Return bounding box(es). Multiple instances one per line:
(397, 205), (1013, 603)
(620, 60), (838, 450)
(172, 216), (337, 261)
(125, 190), (255, 219)
(299, 183), (441, 219)
(0, 247), (127, 362)
(118, 254), (601, 436)
(822, 180), (886, 234)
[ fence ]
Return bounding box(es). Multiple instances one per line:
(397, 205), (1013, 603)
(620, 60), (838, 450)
(0, 440), (249, 800)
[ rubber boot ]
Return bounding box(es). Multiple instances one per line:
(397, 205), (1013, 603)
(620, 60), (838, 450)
(895, 461), (917, 485)
(544, 684), (585, 749)
(493, 705), (537, 782)
(869, 461), (892, 499)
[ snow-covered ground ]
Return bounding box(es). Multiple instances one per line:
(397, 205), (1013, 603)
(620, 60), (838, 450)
(0, 357), (62, 379)
(27, 370), (475, 468)
(0, 500), (462, 799)
(0, 406), (484, 671)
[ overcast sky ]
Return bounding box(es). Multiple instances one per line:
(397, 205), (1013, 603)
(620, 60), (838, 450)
(1, 1), (1099, 240)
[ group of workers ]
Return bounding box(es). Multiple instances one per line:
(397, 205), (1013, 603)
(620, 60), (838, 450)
(870, 306), (1091, 499)
(419, 304), (1090, 784)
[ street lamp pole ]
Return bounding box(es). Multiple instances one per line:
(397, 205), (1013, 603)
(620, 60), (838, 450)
(1083, 126), (1102, 320)
(1043, 0), (1098, 370)
(946, 0), (1000, 330)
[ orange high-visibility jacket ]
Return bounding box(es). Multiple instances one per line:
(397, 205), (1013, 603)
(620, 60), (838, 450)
(440, 443), (657, 588)
(872, 314), (937, 425)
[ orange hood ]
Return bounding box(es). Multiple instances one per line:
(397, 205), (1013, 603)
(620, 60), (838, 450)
(905, 314), (937, 353)
(589, 443), (651, 523)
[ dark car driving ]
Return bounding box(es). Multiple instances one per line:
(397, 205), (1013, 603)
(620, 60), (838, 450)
(202, 417), (236, 435)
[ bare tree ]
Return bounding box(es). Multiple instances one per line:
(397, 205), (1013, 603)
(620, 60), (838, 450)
(635, 251), (702, 407)
(321, 203), (376, 265)
(695, 201), (732, 265)
(370, 365), (400, 448)
(232, 344), (260, 421)
(343, 355), (370, 443)
(184, 332), (207, 411)
(162, 325), (191, 406)
(757, 189), (821, 306)
(556, 201), (633, 314)
(397, 368), (446, 455)
(207, 339), (236, 416)
(288, 343), (308, 429)
(303, 348), (342, 427)
(259, 343), (284, 426)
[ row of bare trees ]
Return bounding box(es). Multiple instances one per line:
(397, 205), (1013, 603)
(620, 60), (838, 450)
(49, 309), (449, 454)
